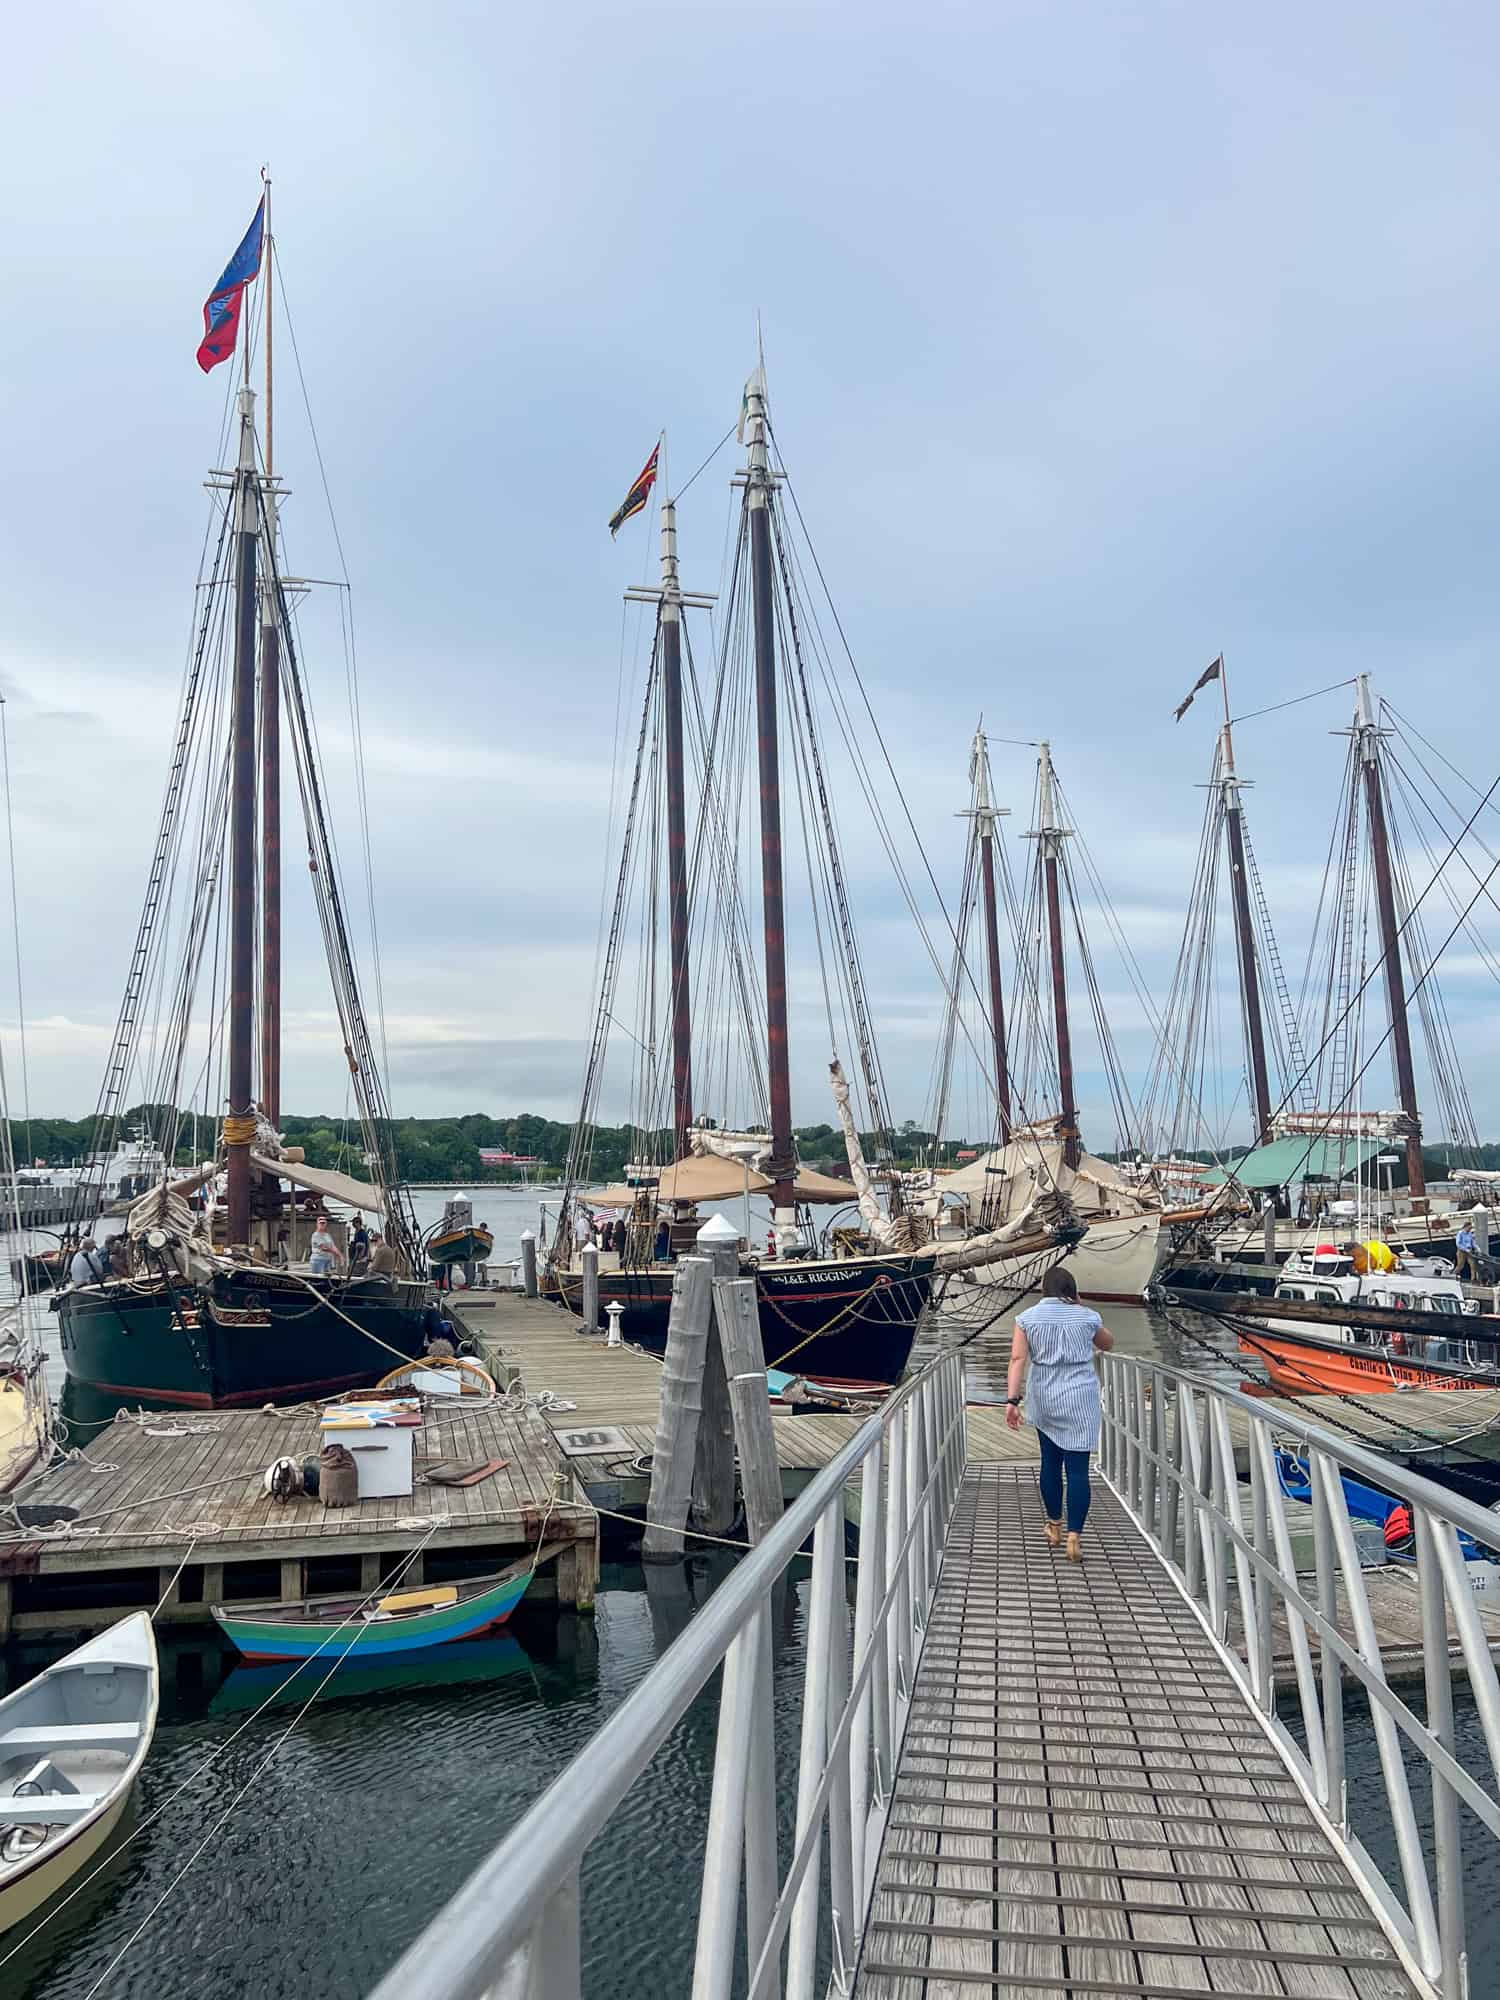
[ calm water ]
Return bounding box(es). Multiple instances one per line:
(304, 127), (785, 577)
(1, 1192), (1488, 1995)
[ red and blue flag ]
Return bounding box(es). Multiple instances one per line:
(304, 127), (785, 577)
(196, 198), (265, 374)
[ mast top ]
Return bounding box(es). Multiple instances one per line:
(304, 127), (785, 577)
(742, 369), (770, 508)
(659, 495), (681, 622)
(235, 385), (257, 471)
(1354, 670), (1380, 761)
(1034, 739), (1070, 848)
(965, 724), (1009, 835)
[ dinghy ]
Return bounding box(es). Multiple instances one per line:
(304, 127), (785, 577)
(211, 1548), (561, 1662)
(0, 1612), (159, 1934)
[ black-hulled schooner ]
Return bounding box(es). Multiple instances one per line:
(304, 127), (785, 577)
(55, 194), (428, 1406)
(544, 374), (1077, 1385)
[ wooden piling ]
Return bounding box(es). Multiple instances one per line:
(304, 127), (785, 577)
(692, 1216), (739, 1537)
(580, 1243), (600, 1334)
(520, 1229), (538, 1298)
(643, 1257), (713, 1561)
(714, 1275), (783, 1545)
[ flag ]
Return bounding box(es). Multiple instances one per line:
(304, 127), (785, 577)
(609, 443), (659, 537)
(196, 197), (266, 374)
(1173, 654), (1223, 723)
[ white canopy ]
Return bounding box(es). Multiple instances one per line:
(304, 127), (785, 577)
(251, 1152), (383, 1211)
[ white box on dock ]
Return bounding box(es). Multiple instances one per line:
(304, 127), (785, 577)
(320, 1403), (418, 1499)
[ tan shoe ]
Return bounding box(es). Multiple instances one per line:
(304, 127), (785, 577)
(1043, 1519), (1062, 1549)
(1066, 1532), (1082, 1563)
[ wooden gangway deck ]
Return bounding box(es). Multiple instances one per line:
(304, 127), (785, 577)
(854, 1466), (1416, 1998)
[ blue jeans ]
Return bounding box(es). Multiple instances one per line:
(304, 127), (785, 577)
(1038, 1430), (1092, 1534)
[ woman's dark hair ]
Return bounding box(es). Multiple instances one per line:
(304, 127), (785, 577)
(1040, 1265), (1079, 1302)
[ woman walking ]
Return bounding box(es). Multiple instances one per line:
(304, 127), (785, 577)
(1004, 1265), (1113, 1561)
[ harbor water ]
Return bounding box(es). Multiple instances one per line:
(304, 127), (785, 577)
(1, 1191), (1493, 1996)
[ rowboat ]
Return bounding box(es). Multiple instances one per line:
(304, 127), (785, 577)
(0, 1613), (159, 1935)
(211, 1550), (558, 1662)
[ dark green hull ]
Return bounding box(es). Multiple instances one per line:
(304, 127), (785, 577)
(55, 1269), (429, 1408)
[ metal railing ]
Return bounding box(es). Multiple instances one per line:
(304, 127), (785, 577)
(367, 1350), (967, 2000)
(1099, 1350), (1500, 2000)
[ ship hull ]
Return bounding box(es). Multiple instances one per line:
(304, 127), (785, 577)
(548, 1253), (930, 1386)
(970, 1213), (1162, 1305)
(1239, 1323), (1494, 1396)
(56, 1269), (430, 1408)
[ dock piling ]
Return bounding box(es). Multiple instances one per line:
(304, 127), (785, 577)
(643, 1257), (713, 1561)
(521, 1229), (539, 1298)
(691, 1215), (739, 1537)
(580, 1243), (600, 1334)
(714, 1275), (783, 1545)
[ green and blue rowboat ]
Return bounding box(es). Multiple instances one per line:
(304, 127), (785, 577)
(211, 1549), (557, 1662)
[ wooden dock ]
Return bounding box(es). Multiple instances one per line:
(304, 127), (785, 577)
(854, 1465), (1416, 1998)
(8, 1283), (1500, 1644)
(0, 1387), (598, 1639)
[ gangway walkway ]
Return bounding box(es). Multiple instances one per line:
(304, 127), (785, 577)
(369, 1350), (1498, 2000)
(857, 1467), (1410, 1996)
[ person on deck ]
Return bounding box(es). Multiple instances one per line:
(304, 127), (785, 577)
(349, 1215), (370, 1273)
(1005, 1266), (1114, 1563)
(309, 1214), (341, 1276)
(106, 1233), (132, 1280)
(653, 1216), (672, 1263)
(69, 1238), (106, 1287)
(368, 1232), (396, 1276)
(1456, 1221), (1478, 1281)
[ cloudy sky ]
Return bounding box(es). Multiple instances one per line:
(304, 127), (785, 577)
(4, 2), (1500, 1146)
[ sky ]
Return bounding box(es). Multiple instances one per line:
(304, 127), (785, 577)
(3, 1), (1500, 1148)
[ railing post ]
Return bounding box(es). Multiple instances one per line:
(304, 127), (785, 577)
(1180, 1382), (1205, 1603)
(825, 1542), (855, 1994)
(850, 1436), (885, 1898)
(500, 1870), (581, 2000)
(1309, 1445), (1346, 1826)
(885, 1408), (910, 1733)
(692, 1621), (759, 2000)
(786, 1498), (841, 2000)
(1416, 1507), (1467, 2000)
(1163, 1375), (1182, 1570)
(905, 1398), (928, 1627)
(1248, 1420), (1274, 1712)
(1138, 1370), (1157, 1529)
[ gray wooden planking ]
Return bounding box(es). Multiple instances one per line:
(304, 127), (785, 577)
(853, 1466), (1417, 2000)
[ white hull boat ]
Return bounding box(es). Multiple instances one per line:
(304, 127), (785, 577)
(0, 1613), (159, 1933)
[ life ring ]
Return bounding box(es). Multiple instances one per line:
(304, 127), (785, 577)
(375, 1355), (497, 1397)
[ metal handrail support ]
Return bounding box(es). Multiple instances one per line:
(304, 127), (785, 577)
(1099, 1350), (1500, 2000)
(366, 1352), (967, 2000)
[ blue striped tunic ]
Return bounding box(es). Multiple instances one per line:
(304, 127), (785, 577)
(1017, 1300), (1103, 1451)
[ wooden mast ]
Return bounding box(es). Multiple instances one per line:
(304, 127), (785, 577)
(226, 383), (261, 1248)
(1036, 741), (1080, 1171)
(1357, 673), (1425, 1198)
(258, 168), (281, 1129)
(659, 495), (693, 1156)
(1216, 661), (1272, 1144)
(971, 726), (1012, 1144)
(744, 372), (796, 1231)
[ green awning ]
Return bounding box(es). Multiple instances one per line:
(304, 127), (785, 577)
(1200, 1135), (1381, 1190)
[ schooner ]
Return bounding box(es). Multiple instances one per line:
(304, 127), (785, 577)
(55, 189), (429, 1406)
(544, 375), (1078, 1384)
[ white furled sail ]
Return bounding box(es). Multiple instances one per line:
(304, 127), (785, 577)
(829, 1059), (900, 1249)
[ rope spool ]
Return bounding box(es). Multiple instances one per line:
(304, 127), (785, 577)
(220, 1114), (257, 1147)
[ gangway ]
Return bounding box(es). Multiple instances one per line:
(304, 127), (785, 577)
(368, 1351), (1498, 2000)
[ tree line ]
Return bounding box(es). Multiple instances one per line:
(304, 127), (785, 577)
(18, 1108), (1493, 1188)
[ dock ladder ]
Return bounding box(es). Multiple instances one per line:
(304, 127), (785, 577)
(368, 1351), (1500, 2000)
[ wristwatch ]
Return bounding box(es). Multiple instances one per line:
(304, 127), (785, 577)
(1005, 1396), (1021, 1407)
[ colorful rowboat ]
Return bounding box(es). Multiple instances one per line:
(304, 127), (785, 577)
(427, 1224), (494, 1268)
(210, 1549), (559, 1662)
